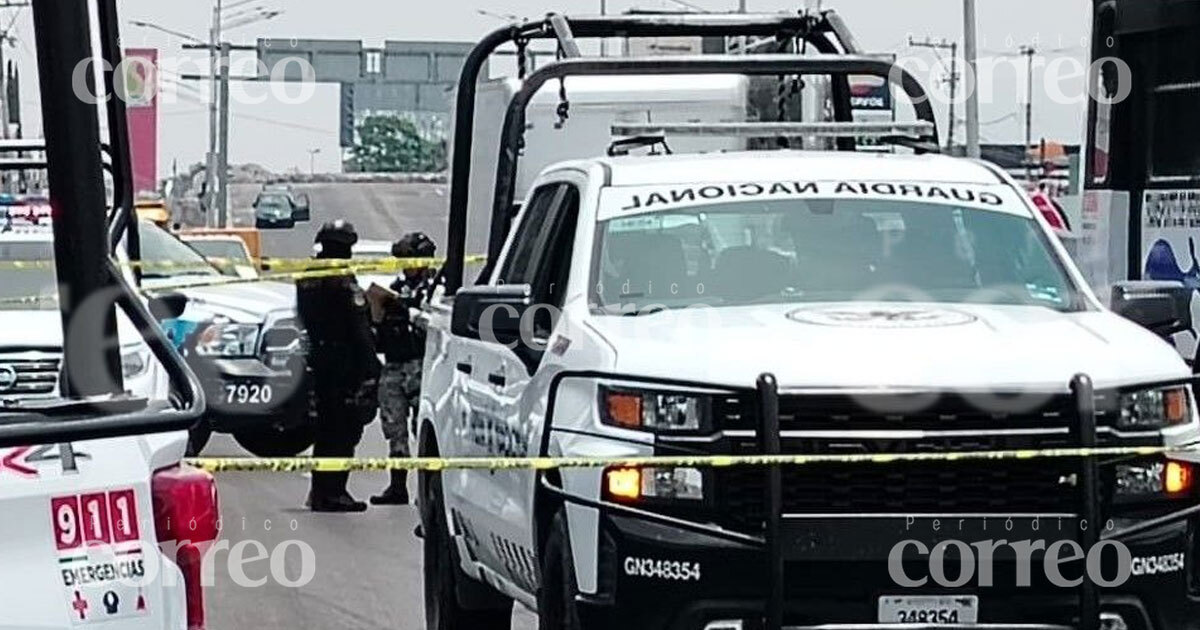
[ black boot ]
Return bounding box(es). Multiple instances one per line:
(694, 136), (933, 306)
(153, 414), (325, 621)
(310, 493), (368, 513)
(371, 470), (409, 505)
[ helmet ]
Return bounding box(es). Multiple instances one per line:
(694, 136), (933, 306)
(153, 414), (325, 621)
(315, 220), (358, 247)
(392, 232), (437, 258)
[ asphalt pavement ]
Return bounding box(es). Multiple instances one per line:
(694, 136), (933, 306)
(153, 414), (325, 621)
(229, 183), (452, 259)
(205, 421), (538, 629)
(210, 183), (535, 628)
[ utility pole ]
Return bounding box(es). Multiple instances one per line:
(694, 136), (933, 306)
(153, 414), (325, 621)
(206, 0), (222, 227)
(0, 1), (29, 194)
(1019, 44), (1037, 185)
(0, 1), (30, 143)
(216, 41), (231, 228)
(962, 0), (981, 158)
(909, 37), (959, 153)
(599, 0), (607, 56)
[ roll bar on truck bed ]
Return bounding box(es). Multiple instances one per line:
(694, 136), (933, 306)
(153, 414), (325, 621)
(441, 11), (941, 293)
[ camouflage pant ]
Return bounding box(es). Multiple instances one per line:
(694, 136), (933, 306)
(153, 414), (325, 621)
(378, 360), (421, 457)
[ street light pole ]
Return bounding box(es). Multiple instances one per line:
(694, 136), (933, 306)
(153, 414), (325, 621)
(308, 148), (320, 175)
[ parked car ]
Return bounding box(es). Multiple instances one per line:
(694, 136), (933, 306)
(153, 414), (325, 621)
(181, 233), (260, 280)
(256, 184), (311, 222)
(135, 220), (312, 456)
(253, 192), (295, 229)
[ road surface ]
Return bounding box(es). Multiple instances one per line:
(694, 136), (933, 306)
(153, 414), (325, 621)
(210, 183), (535, 629)
(229, 183), (456, 259)
(205, 425), (538, 630)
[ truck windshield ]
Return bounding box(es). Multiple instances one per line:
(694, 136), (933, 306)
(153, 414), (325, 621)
(592, 198), (1080, 313)
(188, 239), (250, 263)
(138, 221), (221, 280)
(0, 241), (58, 310)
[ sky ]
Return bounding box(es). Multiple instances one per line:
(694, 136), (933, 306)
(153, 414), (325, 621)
(4, 0), (1093, 175)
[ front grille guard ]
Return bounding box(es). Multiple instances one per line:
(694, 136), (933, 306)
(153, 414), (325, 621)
(537, 370), (1200, 630)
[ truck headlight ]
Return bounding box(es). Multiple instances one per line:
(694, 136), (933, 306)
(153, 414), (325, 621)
(605, 467), (705, 502)
(1117, 385), (1192, 430)
(195, 320), (260, 357)
(601, 387), (710, 432)
(120, 343), (151, 379)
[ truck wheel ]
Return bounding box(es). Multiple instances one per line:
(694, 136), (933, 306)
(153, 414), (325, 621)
(186, 424), (212, 456)
(422, 470), (512, 630)
(538, 511), (587, 630)
(232, 425), (315, 456)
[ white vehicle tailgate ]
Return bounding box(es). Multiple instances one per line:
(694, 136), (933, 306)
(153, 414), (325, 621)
(0, 437), (186, 630)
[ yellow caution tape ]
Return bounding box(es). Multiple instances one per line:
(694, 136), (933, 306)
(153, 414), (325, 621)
(0, 255), (475, 273)
(0, 255), (487, 307)
(185, 444), (1189, 473)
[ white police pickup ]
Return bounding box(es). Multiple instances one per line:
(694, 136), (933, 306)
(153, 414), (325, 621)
(418, 150), (1200, 630)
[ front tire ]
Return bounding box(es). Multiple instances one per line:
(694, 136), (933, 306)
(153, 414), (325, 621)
(422, 469), (512, 630)
(186, 423), (212, 456)
(538, 511), (587, 630)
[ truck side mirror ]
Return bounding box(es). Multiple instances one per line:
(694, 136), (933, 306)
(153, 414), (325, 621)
(147, 292), (189, 321)
(451, 284), (533, 346)
(1111, 281), (1188, 337)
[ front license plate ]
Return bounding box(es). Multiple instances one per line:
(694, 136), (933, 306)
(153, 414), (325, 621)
(878, 596), (978, 625)
(222, 381), (276, 407)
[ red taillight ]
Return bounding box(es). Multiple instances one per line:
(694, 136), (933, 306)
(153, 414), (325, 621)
(152, 464), (219, 543)
(153, 464), (218, 630)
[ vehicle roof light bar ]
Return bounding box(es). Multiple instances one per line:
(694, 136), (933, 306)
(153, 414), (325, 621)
(0, 157), (49, 170)
(0, 139), (48, 152)
(611, 120), (937, 139)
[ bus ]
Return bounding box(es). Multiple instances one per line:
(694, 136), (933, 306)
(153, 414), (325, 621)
(1083, 0), (1200, 364)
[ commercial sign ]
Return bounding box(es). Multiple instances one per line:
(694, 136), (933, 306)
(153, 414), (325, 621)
(123, 48), (159, 195)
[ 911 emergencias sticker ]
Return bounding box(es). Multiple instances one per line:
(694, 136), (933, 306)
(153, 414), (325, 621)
(51, 489), (151, 624)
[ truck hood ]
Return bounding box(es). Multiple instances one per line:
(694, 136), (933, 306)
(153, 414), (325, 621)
(585, 302), (1189, 391)
(0, 310), (70, 348)
(157, 280), (295, 325)
(0, 310), (145, 349)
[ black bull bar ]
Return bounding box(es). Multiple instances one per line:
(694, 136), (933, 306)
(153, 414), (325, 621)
(536, 371), (1200, 630)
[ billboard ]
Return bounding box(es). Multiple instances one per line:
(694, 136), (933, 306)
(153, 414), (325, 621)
(123, 48), (159, 194)
(848, 74), (892, 111)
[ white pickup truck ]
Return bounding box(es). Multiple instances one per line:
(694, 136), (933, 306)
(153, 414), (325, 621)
(417, 150), (1200, 630)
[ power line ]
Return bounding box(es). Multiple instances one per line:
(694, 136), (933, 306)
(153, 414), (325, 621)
(909, 36), (959, 152)
(164, 85), (330, 135)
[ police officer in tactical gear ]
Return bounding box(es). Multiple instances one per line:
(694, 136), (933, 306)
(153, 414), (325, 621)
(371, 232), (438, 505)
(297, 220), (381, 512)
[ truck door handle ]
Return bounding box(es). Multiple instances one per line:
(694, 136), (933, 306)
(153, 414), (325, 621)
(456, 362), (473, 375)
(487, 372), (507, 387)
